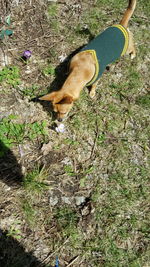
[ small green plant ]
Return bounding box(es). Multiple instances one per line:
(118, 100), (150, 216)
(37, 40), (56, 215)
(0, 66), (20, 87)
(64, 165), (76, 177)
(0, 115), (26, 151)
(6, 220), (22, 240)
(7, 227), (22, 240)
(19, 84), (40, 98)
(42, 64), (55, 76)
(27, 121), (48, 140)
(97, 132), (106, 145)
(0, 15), (13, 40)
(64, 138), (79, 146)
(79, 166), (94, 187)
(23, 166), (50, 194)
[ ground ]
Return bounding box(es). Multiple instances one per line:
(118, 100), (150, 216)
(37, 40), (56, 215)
(0, 0), (150, 266)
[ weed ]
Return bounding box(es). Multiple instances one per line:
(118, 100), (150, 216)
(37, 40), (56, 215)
(0, 115), (25, 151)
(79, 176), (87, 187)
(64, 165), (76, 177)
(70, 114), (82, 130)
(23, 166), (50, 194)
(7, 227), (22, 240)
(19, 84), (40, 98)
(27, 121), (48, 141)
(0, 66), (20, 87)
(6, 220), (22, 240)
(97, 132), (106, 145)
(64, 138), (80, 146)
(127, 67), (142, 91)
(42, 64), (55, 76)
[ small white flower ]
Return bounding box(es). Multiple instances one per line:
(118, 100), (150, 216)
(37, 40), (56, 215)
(55, 123), (65, 133)
(58, 54), (67, 63)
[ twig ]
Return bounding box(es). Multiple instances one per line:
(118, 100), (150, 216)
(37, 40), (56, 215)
(42, 238), (69, 264)
(66, 255), (79, 267)
(89, 116), (99, 159)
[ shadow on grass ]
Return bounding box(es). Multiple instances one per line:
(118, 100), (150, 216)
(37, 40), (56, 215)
(0, 229), (50, 267)
(0, 140), (23, 187)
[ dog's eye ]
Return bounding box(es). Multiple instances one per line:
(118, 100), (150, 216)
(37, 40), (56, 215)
(59, 112), (67, 115)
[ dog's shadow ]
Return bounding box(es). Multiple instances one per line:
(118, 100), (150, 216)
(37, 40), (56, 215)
(33, 28), (95, 119)
(0, 140), (23, 187)
(0, 229), (53, 267)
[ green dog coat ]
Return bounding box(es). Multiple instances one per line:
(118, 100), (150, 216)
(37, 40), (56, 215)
(80, 24), (129, 86)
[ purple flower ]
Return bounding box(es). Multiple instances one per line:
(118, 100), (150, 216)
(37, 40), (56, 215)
(22, 50), (32, 59)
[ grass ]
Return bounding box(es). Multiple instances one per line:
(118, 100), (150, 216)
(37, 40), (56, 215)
(54, 206), (81, 247)
(21, 198), (37, 226)
(0, 115), (48, 155)
(136, 93), (150, 109)
(42, 64), (55, 77)
(21, 166), (51, 226)
(47, 3), (60, 32)
(23, 166), (50, 194)
(0, 0), (150, 266)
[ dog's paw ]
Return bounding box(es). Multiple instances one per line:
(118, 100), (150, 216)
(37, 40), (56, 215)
(89, 91), (96, 98)
(130, 51), (136, 60)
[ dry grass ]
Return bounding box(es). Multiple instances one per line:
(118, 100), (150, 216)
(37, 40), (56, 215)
(0, 0), (150, 266)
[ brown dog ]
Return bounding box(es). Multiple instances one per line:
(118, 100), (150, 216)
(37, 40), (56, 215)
(39, 0), (136, 121)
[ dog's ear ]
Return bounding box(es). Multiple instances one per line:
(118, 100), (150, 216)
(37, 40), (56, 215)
(56, 95), (73, 104)
(39, 92), (57, 102)
(39, 92), (64, 104)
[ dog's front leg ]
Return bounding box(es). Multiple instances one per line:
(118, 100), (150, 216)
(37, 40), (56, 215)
(89, 81), (98, 98)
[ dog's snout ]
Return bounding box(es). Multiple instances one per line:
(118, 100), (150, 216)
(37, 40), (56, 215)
(58, 118), (63, 122)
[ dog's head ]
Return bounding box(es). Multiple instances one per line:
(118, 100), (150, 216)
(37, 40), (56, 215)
(39, 91), (74, 121)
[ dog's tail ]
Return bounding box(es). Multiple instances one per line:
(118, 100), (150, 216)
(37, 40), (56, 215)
(120, 0), (136, 28)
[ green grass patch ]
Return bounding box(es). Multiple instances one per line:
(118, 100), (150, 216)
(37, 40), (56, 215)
(0, 115), (48, 155)
(23, 166), (50, 194)
(47, 3), (58, 17)
(42, 64), (55, 76)
(47, 3), (60, 32)
(55, 206), (81, 246)
(136, 93), (150, 109)
(21, 198), (37, 226)
(19, 84), (40, 98)
(0, 66), (21, 87)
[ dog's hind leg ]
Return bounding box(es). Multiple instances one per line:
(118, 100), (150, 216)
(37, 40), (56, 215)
(126, 30), (136, 59)
(89, 81), (98, 98)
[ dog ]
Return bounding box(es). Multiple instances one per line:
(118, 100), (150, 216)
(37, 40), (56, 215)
(39, 0), (136, 121)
